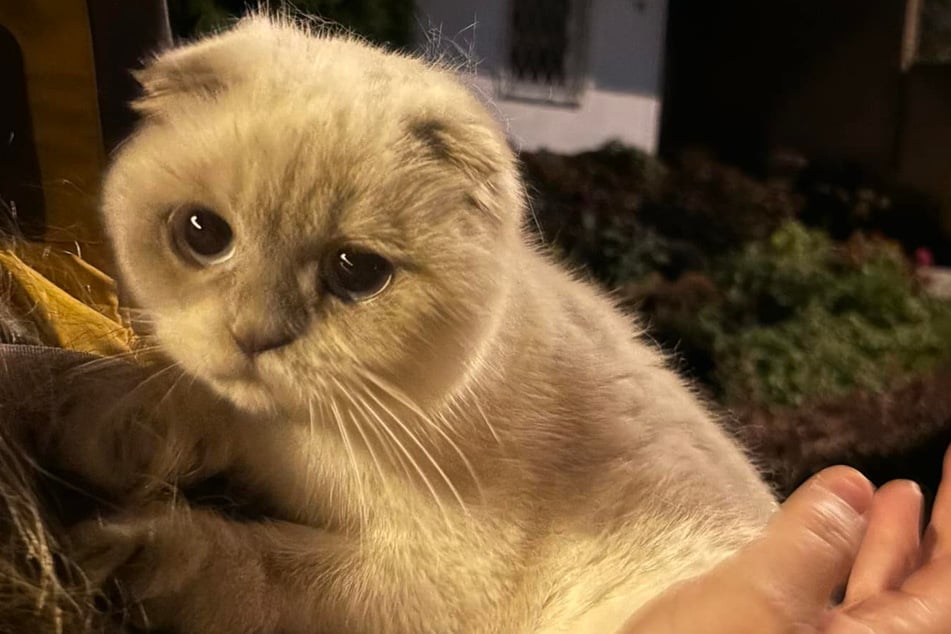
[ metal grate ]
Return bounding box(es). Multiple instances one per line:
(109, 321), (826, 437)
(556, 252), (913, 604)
(499, 0), (591, 105)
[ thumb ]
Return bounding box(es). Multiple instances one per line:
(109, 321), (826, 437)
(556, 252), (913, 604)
(725, 466), (875, 619)
(617, 467), (875, 634)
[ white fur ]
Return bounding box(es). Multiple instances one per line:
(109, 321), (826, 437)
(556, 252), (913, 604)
(76, 15), (778, 634)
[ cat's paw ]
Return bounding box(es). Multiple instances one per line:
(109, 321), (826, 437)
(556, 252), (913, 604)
(46, 377), (160, 497)
(68, 504), (211, 630)
(68, 504), (283, 634)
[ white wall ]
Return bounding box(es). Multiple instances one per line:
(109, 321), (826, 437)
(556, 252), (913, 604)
(415, 0), (668, 154)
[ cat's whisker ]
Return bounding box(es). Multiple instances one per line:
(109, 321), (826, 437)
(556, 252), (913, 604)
(346, 383), (450, 524)
(61, 360), (175, 434)
(152, 362), (190, 413)
(358, 369), (480, 503)
(353, 377), (467, 516)
(462, 383), (500, 444)
(325, 378), (387, 490)
(304, 396), (319, 498)
(127, 361), (182, 397)
(65, 346), (163, 376)
(344, 407), (388, 493)
(327, 393), (370, 529)
(334, 379), (413, 490)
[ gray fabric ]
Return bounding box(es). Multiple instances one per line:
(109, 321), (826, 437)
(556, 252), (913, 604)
(0, 344), (102, 424)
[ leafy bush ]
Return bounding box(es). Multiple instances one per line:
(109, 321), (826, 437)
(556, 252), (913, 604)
(521, 143), (667, 283)
(522, 144), (796, 284)
(523, 144), (951, 409)
(638, 150), (798, 257)
(795, 161), (949, 264)
(919, 0), (951, 63)
(685, 223), (951, 407)
(736, 363), (951, 495)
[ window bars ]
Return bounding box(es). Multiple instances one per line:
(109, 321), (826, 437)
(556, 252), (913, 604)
(499, 0), (592, 105)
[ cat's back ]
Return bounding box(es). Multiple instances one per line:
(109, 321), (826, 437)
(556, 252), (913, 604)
(482, 247), (775, 628)
(494, 241), (775, 520)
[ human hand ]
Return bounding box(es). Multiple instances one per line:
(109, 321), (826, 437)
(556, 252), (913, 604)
(619, 446), (951, 633)
(827, 446), (951, 632)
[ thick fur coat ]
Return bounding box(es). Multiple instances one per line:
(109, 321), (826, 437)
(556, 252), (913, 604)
(49, 16), (777, 633)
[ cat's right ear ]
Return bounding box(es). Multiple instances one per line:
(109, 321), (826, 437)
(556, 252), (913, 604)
(131, 38), (242, 117)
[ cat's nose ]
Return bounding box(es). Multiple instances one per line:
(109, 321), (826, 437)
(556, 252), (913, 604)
(231, 327), (297, 357)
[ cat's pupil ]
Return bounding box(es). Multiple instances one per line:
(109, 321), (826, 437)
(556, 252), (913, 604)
(184, 210), (232, 257)
(325, 247), (393, 301)
(170, 206), (234, 266)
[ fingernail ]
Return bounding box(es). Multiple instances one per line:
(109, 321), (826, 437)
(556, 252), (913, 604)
(906, 481), (926, 533)
(816, 468), (874, 515)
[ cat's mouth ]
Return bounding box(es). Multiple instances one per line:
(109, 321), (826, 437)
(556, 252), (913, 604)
(203, 360), (280, 413)
(207, 361), (258, 384)
(211, 374), (279, 414)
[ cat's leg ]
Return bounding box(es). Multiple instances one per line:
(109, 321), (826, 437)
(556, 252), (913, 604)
(39, 358), (235, 498)
(68, 502), (359, 634)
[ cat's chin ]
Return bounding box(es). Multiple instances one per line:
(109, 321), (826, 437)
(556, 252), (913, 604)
(207, 375), (280, 415)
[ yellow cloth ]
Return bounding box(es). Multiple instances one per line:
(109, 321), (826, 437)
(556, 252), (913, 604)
(0, 243), (133, 355)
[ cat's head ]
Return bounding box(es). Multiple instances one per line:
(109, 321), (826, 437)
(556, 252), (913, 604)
(101, 16), (524, 416)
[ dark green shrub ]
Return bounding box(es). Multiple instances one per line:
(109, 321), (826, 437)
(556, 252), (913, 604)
(523, 145), (798, 286)
(919, 0), (951, 63)
(622, 222), (951, 408)
(795, 161), (950, 264)
(704, 223), (951, 407)
(521, 143), (674, 284)
(638, 150), (798, 258)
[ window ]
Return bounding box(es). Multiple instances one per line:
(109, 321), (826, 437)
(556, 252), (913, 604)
(499, 0), (591, 105)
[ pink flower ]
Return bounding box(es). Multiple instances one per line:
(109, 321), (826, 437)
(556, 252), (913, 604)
(915, 247), (935, 268)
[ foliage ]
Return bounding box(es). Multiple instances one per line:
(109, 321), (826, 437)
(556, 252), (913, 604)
(522, 143), (668, 283)
(737, 362), (951, 496)
(794, 161), (949, 264)
(637, 151), (798, 257)
(523, 144), (951, 410)
(166, 0), (416, 49)
(919, 0), (951, 64)
(670, 223), (951, 407)
(522, 143), (795, 284)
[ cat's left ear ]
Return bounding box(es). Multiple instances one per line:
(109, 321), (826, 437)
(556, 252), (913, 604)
(406, 116), (525, 225)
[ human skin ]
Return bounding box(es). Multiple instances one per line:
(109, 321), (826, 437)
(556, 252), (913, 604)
(619, 446), (951, 633)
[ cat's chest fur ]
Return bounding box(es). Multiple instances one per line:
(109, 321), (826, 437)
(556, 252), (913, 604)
(216, 247), (775, 632)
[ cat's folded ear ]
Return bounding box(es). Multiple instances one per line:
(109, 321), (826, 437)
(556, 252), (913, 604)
(132, 32), (256, 117)
(406, 116), (525, 225)
(133, 16), (291, 117)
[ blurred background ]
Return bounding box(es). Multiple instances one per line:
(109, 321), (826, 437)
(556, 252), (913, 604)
(3, 0), (951, 498)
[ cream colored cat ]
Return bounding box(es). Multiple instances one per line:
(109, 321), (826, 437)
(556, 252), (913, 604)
(51, 15), (776, 634)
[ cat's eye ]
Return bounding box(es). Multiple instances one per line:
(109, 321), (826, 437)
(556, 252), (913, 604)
(169, 205), (234, 266)
(322, 245), (394, 302)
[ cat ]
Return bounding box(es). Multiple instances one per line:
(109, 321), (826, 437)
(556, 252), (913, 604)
(48, 14), (777, 634)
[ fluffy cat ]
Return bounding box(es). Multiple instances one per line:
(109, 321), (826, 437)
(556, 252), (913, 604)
(50, 15), (777, 634)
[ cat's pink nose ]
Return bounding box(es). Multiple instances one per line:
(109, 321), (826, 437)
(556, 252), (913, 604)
(231, 328), (296, 357)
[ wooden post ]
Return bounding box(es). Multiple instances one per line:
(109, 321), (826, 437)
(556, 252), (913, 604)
(0, 0), (109, 270)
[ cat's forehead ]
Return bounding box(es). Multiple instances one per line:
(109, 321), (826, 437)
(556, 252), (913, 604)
(134, 78), (407, 233)
(109, 18), (518, 259)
